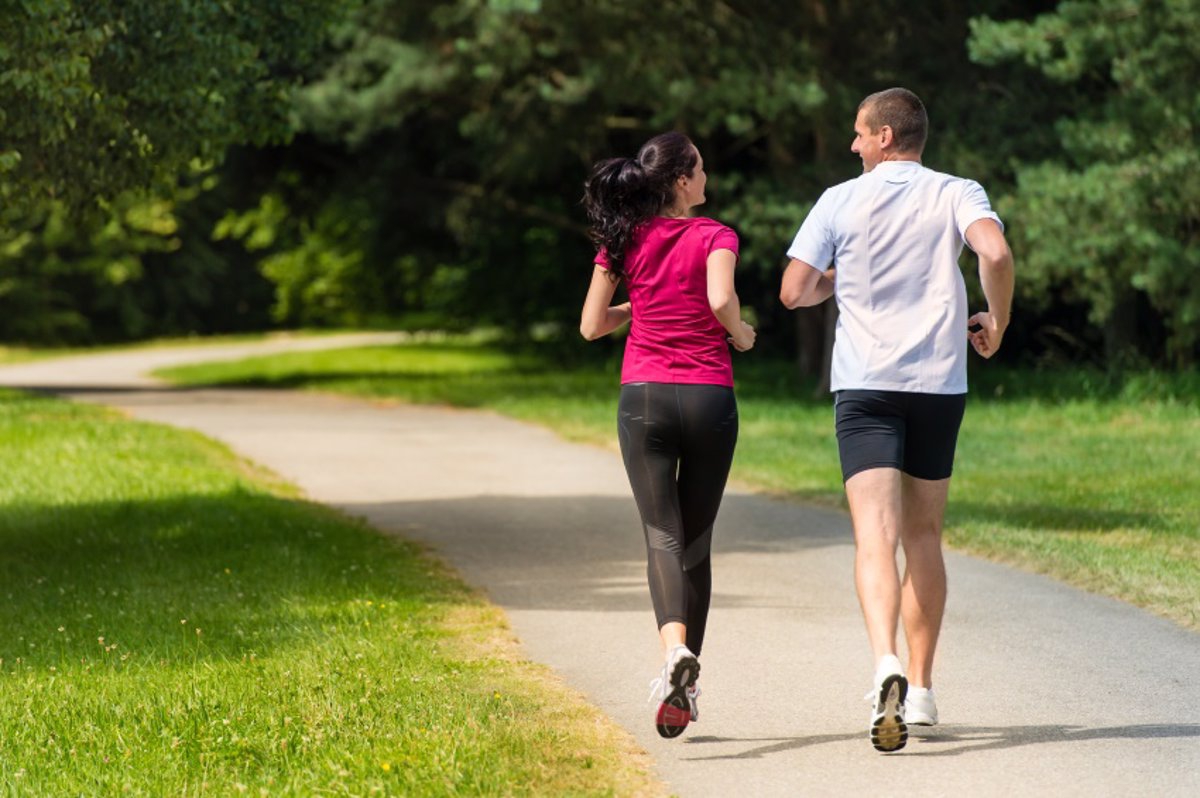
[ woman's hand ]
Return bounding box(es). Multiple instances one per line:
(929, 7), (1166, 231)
(729, 321), (756, 352)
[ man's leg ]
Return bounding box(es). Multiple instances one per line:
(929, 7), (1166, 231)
(844, 467), (904, 663)
(899, 474), (951, 688)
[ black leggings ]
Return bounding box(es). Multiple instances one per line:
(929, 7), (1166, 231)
(617, 382), (738, 656)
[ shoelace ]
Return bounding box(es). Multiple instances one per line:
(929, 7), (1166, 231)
(647, 665), (669, 703)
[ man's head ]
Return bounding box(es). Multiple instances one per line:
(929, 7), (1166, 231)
(852, 88), (927, 172)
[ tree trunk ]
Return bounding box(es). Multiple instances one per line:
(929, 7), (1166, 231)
(1103, 290), (1141, 368)
(792, 305), (825, 379)
(792, 301), (837, 396)
(815, 300), (837, 397)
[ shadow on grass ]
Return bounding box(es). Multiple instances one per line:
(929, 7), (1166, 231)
(966, 365), (1200, 406)
(0, 489), (852, 670)
(146, 338), (1200, 408)
(947, 501), (1163, 532)
(0, 492), (465, 667)
(161, 369), (618, 408)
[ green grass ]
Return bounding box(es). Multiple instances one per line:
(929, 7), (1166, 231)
(0, 346), (46, 365)
(0, 389), (661, 796)
(159, 340), (1200, 632)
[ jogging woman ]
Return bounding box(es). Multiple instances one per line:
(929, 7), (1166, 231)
(580, 131), (755, 738)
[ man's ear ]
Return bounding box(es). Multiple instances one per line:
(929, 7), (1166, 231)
(879, 125), (894, 149)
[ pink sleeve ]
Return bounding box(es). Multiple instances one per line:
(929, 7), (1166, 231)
(710, 226), (739, 260)
(594, 246), (610, 270)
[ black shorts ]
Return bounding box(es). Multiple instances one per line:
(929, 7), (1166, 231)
(834, 390), (967, 482)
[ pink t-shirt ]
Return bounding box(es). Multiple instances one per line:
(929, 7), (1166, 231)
(596, 216), (739, 386)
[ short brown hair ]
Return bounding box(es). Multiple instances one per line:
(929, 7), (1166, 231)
(859, 88), (928, 155)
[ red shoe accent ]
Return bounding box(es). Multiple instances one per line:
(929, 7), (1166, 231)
(657, 702), (691, 729)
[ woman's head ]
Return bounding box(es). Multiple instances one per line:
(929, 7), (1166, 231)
(634, 132), (704, 211)
(583, 132), (704, 276)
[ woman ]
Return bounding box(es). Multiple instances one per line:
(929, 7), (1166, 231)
(580, 131), (755, 738)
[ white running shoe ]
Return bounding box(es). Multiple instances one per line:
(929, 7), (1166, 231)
(906, 686), (938, 726)
(869, 654), (908, 752)
(647, 645), (700, 739)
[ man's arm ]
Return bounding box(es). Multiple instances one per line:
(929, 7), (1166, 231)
(964, 218), (1014, 358)
(780, 258), (834, 309)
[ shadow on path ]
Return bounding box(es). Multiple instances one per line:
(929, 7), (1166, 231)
(343, 493), (852, 614)
(908, 722), (1200, 756)
(680, 723), (1200, 761)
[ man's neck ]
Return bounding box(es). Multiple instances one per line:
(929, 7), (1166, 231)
(879, 152), (921, 164)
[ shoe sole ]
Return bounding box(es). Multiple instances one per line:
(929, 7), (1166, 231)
(870, 673), (908, 752)
(655, 653), (700, 739)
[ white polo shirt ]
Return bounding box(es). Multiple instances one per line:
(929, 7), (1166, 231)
(787, 160), (1002, 394)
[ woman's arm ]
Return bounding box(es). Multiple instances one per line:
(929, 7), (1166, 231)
(706, 248), (756, 351)
(579, 265), (631, 340)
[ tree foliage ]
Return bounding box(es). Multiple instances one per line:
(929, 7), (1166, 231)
(970, 0), (1200, 365)
(0, 0), (344, 342)
(221, 0), (1046, 358)
(2, 0), (1195, 369)
(0, 0), (339, 211)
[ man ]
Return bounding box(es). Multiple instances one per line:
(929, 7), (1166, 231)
(779, 87), (1014, 753)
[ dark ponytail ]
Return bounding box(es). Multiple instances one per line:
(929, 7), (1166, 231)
(583, 132), (698, 277)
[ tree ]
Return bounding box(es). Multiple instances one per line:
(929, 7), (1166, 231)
(0, 0), (342, 212)
(227, 0), (1041, 362)
(0, 0), (346, 342)
(970, 0), (1200, 366)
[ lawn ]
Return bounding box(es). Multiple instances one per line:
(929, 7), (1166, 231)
(0, 389), (661, 796)
(159, 339), (1200, 632)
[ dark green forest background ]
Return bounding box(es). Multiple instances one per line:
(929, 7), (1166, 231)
(2, 0), (1197, 375)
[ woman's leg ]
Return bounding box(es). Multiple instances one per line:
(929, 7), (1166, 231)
(617, 383), (689, 646)
(674, 385), (738, 656)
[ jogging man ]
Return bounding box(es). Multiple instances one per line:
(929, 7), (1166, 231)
(779, 87), (1014, 752)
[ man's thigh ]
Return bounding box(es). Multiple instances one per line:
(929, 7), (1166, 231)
(901, 393), (966, 481)
(835, 390), (906, 482)
(835, 390), (966, 482)
(900, 473), (952, 535)
(845, 467), (903, 547)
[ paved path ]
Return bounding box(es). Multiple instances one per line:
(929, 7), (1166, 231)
(3, 337), (1198, 797)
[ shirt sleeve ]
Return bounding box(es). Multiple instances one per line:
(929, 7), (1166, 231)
(786, 191), (835, 271)
(594, 246), (610, 270)
(709, 225), (739, 259)
(955, 179), (1004, 246)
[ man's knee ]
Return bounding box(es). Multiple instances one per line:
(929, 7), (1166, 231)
(901, 516), (944, 545)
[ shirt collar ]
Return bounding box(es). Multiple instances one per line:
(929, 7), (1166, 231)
(872, 160), (923, 183)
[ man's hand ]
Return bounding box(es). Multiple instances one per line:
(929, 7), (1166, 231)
(968, 311), (1005, 358)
